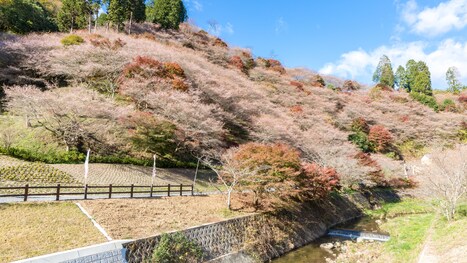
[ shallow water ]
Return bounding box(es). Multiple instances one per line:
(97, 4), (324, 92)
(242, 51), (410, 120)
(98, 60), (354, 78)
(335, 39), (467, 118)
(273, 216), (385, 262)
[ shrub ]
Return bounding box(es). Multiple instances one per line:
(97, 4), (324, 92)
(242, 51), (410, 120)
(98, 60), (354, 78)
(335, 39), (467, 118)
(290, 81), (304, 89)
(267, 59), (286, 74)
(348, 132), (374, 153)
(229, 56), (246, 73)
(61, 35), (84, 46)
(151, 233), (203, 263)
(121, 57), (189, 91)
(90, 37), (126, 50)
(342, 80), (360, 91)
(300, 162), (340, 199)
(351, 117), (370, 133)
(387, 177), (418, 189)
(172, 78), (189, 91)
(368, 125), (393, 152)
(440, 98), (457, 112)
(212, 37), (228, 48)
(410, 92), (439, 111)
(310, 74), (325, 87)
(354, 152), (379, 167)
(289, 105), (303, 114)
(459, 121), (467, 142)
(164, 62), (185, 78)
(458, 94), (467, 104)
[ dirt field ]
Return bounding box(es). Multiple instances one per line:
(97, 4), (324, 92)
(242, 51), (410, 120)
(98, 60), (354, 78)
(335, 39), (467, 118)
(79, 195), (248, 239)
(0, 202), (106, 263)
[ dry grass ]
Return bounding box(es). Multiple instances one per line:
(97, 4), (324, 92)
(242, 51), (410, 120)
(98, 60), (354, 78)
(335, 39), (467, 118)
(0, 202), (106, 262)
(79, 195), (248, 239)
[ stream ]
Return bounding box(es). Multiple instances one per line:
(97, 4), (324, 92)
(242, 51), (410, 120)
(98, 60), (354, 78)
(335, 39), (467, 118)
(273, 216), (385, 263)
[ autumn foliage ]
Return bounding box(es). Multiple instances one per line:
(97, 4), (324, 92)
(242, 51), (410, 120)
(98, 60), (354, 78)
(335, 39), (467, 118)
(368, 125), (394, 152)
(231, 143), (340, 209)
(120, 56), (189, 91)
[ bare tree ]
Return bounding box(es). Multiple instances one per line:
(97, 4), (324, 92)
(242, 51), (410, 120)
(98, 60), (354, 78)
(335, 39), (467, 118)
(421, 145), (467, 220)
(202, 148), (256, 210)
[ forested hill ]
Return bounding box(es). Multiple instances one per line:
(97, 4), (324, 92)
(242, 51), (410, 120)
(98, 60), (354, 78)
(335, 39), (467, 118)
(0, 21), (466, 188)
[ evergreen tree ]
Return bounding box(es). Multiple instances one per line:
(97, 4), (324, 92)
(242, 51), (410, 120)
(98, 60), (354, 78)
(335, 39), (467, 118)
(373, 55), (395, 88)
(395, 65), (408, 91)
(446, 66), (462, 94)
(127, 0), (146, 22)
(107, 0), (126, 30)
(407, 60), (432, 96)
(57, 0), (89, 32)
(150, 0), (187, 29)
(0, 0), (57, 34)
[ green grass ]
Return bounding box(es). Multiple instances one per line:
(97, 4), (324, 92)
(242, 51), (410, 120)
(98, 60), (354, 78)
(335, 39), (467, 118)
(0, 202), (105, 262)
(378, 213), (434, 263)
(365, 198), (432, 218)
(0, 163), (78, 184)
(430, 202), (467, 257)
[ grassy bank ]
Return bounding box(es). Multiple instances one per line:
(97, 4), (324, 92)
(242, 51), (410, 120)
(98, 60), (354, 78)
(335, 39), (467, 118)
(336, 198), (466, 263)
(0, 202), (105, 263)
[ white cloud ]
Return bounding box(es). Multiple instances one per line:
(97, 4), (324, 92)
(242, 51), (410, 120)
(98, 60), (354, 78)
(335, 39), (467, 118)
(225, 23), (234, 35)
(275, 17), (288, 34)
(206, 21), (234, 37)
(319, 39), (467, 89)
(185, 0), (203, 12)
(403, 0), (467, 37)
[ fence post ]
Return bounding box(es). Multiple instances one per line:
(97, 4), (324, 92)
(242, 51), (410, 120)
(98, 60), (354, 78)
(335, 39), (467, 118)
(167, 184), (171, 197)
(150, 185), (153, 198)
(179, 184), (183, 196)
(191, 184), (194, 196)
(109, 184), (112, 199)
(24, 184), (29, 202)
(56, 184), (60, 201)
(130, 184), (134, 198)
(84, 184), (88, 200)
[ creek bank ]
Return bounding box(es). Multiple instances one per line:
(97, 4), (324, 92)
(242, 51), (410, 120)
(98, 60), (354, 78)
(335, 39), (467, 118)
(122, 189), (399, 262)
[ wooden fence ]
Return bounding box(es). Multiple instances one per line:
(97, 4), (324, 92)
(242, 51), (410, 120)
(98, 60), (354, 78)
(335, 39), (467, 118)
(0, 183), (194, 201)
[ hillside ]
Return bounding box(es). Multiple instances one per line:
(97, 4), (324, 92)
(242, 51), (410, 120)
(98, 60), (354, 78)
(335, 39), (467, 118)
(0, 23), (466, 188)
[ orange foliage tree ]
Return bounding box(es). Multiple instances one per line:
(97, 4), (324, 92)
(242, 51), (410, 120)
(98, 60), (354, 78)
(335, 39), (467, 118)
(368, 125), (394, 152)
(230, 142), (340, 210)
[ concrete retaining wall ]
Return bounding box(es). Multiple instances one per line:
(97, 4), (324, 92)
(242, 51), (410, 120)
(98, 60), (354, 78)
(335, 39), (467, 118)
(123, 190), (399, 262)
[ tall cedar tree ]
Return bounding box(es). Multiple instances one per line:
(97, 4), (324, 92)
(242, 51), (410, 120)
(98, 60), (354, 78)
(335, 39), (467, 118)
(373, 55), (395, 88)
(446, 66), (462, 94)
(150, 0), (187, 29)
(395, 65), (408, 91)
(0, 0), (57, 33)
(127, 0), (146, 22)
(107, 0), (145, 30)
(408, 60), (432, 96)
(57, 0), (90, 32)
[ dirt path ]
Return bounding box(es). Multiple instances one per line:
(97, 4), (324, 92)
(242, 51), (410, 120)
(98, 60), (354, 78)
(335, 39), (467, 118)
(417, 220), (438, 263)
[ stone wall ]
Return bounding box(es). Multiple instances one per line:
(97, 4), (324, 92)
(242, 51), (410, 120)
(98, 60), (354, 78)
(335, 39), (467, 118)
(123, 190), (399, 263)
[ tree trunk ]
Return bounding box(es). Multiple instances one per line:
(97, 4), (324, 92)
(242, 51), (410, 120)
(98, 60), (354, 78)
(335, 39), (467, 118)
(88, 13), (92, 33)
(70, 16), (74, 33)
(94, 12), (98, 33)
(128, 12), (133, 35)
(227, 190), (231, 210)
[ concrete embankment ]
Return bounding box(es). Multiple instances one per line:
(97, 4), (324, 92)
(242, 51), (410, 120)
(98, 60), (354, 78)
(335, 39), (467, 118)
(123, 190), (399, 262)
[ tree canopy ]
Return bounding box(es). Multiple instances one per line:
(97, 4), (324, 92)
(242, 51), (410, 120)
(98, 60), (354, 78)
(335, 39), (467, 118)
(0, 0), (57, 33)
(149, 0), (187, 29)
(373, 55), (395, 88)
(446, 66), (462, 94)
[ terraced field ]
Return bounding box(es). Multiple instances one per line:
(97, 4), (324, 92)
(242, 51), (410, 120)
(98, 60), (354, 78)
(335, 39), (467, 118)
(0, 155), (217, 192)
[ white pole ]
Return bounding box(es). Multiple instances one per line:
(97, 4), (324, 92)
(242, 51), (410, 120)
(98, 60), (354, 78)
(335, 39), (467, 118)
(84, 149), (90, 186)
(193, 158), (200, 185)
(152, 154), (156, 187)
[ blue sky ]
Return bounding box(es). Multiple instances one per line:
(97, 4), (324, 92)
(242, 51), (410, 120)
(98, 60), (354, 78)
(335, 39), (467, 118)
(184, 0), (467, 89)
